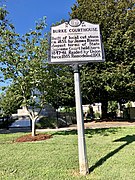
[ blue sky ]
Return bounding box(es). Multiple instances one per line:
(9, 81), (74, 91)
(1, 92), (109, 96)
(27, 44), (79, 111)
(1, 0), (77, 89)
(5, 0), (76, 35)
(0, 0), (76, 90)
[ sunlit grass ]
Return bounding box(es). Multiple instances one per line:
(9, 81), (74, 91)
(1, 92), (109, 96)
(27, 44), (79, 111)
(0, 127), (135, 179)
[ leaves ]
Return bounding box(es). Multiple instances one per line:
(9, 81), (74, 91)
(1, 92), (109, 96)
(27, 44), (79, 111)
(70, 0), (135, 106)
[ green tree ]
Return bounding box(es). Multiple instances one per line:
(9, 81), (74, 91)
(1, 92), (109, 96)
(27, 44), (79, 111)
(0, 10), (50, 135)
(0, 9), (74, 136)
(0, 84), (23, 116)
(70, 0), (135, 118)
(46, 65), (74, 109)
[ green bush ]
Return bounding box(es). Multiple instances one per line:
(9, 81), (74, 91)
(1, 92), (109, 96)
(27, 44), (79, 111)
(36, 117), (57, 129)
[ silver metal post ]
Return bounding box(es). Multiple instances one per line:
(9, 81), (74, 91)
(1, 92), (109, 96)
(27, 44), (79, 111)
(73, 64), (89, 175)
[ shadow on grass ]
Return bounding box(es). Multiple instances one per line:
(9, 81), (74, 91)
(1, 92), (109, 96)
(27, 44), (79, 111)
(89, 135), (135, 173)
(52, 127), (119, 137)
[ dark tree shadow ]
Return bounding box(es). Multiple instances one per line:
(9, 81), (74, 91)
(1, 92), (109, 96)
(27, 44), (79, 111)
(52, 127), (119, 137)
(114, 135), (135, 143)
(52, 129), (78, 136)
(89, 135), (135, 173)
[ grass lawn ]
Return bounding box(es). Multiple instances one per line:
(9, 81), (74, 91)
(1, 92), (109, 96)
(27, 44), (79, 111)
(0, 127), (135, 180)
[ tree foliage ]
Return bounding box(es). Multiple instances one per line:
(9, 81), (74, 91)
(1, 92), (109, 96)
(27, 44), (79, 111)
(0, 5), (75, 135)
(0, 84), (23, 116)
(70, 0), (135, 118)
(46, 65), (74, 109)
(0, 6), (50, 135)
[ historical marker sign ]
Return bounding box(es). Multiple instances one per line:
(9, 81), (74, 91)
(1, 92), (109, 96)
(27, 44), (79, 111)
(50, 19), (105, 64)
(49, 19), (105, 175)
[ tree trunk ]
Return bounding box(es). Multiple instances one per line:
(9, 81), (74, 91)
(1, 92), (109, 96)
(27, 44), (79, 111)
(101, 100), (108, 119)
(32, 119), (36, 136)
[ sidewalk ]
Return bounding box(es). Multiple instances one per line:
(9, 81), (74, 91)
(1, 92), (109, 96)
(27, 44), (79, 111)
(37, 121), (135, 133)
(1, 121), (135, 134)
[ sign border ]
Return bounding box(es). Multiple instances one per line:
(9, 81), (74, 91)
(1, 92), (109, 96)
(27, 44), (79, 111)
(49, 19), (105, 65)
